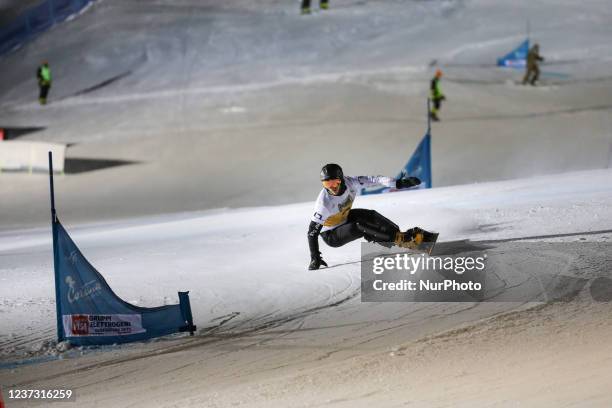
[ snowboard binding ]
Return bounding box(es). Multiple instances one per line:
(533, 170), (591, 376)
(394, 227), (438, 254)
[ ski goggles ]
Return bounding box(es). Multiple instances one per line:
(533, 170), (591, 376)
(322, 179), (341, 189)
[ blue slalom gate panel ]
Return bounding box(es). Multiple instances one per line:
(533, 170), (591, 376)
(361, 131), (432, 195)
(52, 220), (196, 346)
(497, 39), (529, 68)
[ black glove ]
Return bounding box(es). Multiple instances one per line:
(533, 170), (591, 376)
(308, 254), (328, 270)
(396, 177), (421, 189)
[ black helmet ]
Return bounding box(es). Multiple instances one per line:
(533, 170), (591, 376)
(320, 163), (343, 181)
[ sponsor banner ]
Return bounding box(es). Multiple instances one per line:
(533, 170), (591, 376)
(499, 59), (526, 68)
(62, 314), (146, 337)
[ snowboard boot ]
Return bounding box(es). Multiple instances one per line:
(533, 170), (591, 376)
(430, 112), (439, 122)
(301, 7), (311, 14)
(320, 1), (329, 9)
(394, 227), (425, 249)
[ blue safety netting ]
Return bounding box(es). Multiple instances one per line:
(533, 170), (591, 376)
(0, 0), (94, 56)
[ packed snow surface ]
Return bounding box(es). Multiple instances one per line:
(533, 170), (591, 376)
(1, 168), (611, 360)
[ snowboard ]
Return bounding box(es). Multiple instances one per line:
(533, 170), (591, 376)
(320, 231), (439, 270)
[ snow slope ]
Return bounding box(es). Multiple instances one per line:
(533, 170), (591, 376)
(1, 0), (611, 229)
(1, 168), (611, 361)
(0, 0), (612, 406)
(0, 168), (611, 407)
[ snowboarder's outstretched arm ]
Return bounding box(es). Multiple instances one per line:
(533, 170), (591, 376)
(352, 175), (421, 190)
(353, 175), (395, 189)
(307, 221), (327, 270)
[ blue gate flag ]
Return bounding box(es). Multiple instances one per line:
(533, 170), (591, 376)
(361, 131), (432, 195)
(497, 39), (529, 67)
(52, 220), (196, 346)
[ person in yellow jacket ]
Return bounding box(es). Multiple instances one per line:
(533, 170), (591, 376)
(430, 69), (446, 122)
(37, 61), (52, 105)
(301, 0), (328, 14)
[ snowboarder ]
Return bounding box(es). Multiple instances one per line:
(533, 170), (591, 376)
(522, 43), (544, 85)
(301, 0), (329, 14)
(36, 61), (52, 105)
(430, 69), (446, 122)
(307, 163), (434, 270)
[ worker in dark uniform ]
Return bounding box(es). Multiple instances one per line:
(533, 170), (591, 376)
(523, 43), (544, 85)
(430, 69), (446, 122)
(37, 61), (52, 105)
(301, 0), (329, 14)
